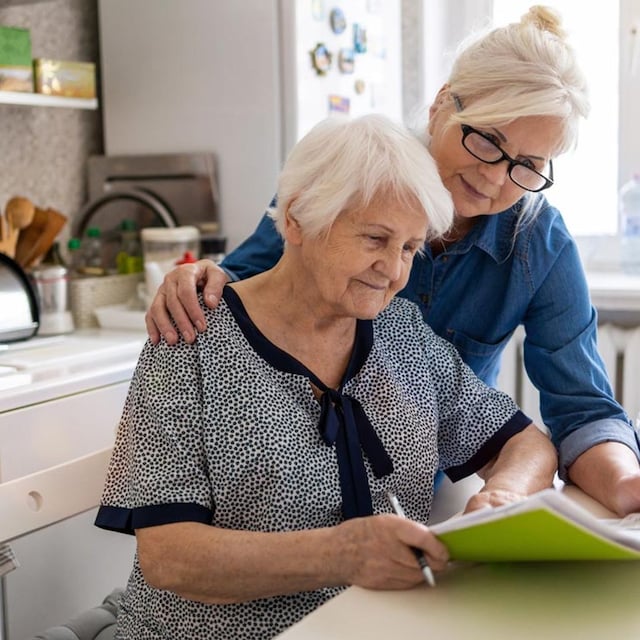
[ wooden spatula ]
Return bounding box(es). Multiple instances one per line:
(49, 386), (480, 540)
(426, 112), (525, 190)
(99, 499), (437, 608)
(0, 197), (35, 258)
(15, 207), (68, 269)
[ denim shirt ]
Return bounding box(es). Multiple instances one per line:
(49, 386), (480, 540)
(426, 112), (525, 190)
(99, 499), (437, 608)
(221, 196), (639, 478)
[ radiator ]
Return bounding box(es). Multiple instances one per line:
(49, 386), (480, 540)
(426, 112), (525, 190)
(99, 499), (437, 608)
(597, 323), (640, 424)
(496, 324), (640, 431)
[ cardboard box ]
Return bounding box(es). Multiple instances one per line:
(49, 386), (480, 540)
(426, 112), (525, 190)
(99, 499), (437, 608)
(34, 58), (96, 99)
(0, 26), (33, 92)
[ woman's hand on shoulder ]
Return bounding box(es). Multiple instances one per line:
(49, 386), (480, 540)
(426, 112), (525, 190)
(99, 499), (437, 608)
(145, 259), (230, 345)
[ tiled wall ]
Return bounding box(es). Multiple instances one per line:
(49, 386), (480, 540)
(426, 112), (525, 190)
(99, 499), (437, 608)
(0, 0), (101, 243)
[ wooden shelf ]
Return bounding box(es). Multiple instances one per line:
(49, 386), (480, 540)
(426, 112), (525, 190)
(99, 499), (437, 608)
(0, 90), (98, 110)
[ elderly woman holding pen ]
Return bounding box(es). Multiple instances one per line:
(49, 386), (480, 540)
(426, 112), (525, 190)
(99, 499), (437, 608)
(95, 114), (556, 640)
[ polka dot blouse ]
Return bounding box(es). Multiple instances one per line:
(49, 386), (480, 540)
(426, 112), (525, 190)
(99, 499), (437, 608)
(95, 287), (530, 639)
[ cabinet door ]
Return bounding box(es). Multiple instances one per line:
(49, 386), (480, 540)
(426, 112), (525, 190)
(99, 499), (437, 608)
(0, 382), (128, 482)
(0, 382), (136, 639)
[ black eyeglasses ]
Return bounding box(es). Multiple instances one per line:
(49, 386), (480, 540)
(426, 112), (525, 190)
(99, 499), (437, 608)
(451, 94), (554, 192)
(460, 124), (554, 192)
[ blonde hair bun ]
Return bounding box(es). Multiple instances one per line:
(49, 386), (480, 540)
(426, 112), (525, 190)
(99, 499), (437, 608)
(521, 5), (566, 40)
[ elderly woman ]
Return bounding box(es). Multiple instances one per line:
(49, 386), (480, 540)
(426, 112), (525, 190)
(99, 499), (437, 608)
(96, 114), (556, 640)
(145, 6), (640, 517)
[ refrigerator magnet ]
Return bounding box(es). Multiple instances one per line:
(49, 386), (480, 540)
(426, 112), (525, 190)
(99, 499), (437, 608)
(338, 48), (355, 74)
(310, 43), (332, 75)
(354, 78), (366, 95)
(353, 23), (368, 54)
(330, 7), (347, 34)
(328, 94), (350, 115)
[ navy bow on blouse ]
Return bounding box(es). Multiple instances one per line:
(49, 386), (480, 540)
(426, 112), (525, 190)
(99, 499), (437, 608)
(223, 286), (395, 520)
(318, 388), (394, 519)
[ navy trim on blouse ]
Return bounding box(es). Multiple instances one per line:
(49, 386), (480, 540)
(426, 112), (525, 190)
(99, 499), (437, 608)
(223, 285), (393, 520)
(222, 285), (372, 386)
(445, 409), (533, 482)
(95, 503), (213, 535)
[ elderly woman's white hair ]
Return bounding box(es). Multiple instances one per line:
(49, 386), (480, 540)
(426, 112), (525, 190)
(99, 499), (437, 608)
(268, 114), (453, 241)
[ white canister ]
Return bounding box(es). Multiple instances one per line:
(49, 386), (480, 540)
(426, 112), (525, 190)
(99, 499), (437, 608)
(140, 226), (200, 299)
(32, 265), (75, 335)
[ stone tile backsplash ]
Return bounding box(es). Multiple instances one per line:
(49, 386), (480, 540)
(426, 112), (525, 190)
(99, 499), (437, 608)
(0, 0), (101, 247)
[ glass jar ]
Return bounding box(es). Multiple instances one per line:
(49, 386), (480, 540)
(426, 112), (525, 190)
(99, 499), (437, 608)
(140, 226), (200, 295)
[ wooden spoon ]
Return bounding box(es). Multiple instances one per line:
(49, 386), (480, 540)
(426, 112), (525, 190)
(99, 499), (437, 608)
(0, 196), (35, 258)
(16, 207), (68, 269)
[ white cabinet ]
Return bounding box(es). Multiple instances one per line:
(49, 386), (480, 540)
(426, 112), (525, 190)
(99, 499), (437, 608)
(0, 331), (143, 639)
(97, 0), (282, 252)
(1, 381), (137, 639)
(0, 383), (126, 482)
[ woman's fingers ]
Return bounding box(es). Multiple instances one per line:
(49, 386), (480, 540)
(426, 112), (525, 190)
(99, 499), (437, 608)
(146, 260), (227, 344)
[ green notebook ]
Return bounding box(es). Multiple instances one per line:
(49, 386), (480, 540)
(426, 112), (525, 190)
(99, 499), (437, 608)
(430, 489), (640, 562)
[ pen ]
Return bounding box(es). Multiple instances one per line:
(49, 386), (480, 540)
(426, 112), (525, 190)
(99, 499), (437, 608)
(385, 490), (436, 587)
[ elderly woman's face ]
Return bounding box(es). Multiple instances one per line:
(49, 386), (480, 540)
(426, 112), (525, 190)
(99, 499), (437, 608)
(428, 100), (564, 218)
(299, 195), (428, 320)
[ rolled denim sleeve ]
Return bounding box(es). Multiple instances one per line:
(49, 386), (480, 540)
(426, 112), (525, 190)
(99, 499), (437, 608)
(559, 417), (640, 480)
(522, 236), (640, 479)
(219, 198), (284, 281)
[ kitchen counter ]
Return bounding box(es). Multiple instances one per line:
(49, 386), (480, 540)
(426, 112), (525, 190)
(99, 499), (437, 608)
(0, 329), (146, 414)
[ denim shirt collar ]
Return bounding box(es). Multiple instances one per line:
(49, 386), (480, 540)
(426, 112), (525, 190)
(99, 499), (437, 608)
(447, 199), (523, 264)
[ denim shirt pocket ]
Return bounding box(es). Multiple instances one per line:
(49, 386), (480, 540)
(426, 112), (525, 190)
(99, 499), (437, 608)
(445, 328), (514, 387)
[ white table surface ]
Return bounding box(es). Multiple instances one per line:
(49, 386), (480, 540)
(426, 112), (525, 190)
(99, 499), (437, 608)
(277, 487), (640, 640)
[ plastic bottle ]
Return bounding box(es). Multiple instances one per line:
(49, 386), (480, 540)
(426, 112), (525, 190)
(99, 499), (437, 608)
(67, 237), (84, 275)
(619, 174), (640, 274)
(82, 227), (106, 276)
(116, 219), (144, 274)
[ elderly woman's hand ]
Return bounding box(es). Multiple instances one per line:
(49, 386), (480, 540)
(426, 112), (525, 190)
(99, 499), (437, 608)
(462, 424), (557, 515)
(463, 489), (527, 514)
(145, 259), (230, 345)
(337, 513), (449, 590)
